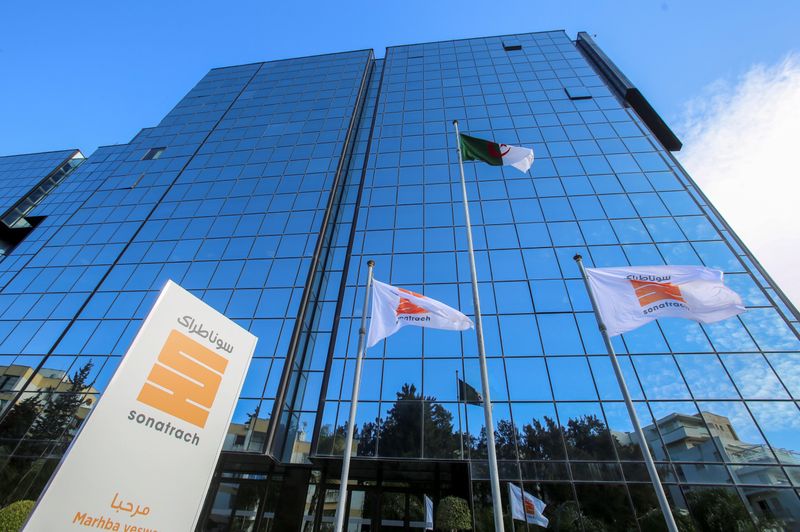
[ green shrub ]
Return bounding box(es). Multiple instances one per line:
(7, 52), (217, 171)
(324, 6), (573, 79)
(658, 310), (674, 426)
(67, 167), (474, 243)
(435, 495), (472, 531)
(0, 500), (36, 532)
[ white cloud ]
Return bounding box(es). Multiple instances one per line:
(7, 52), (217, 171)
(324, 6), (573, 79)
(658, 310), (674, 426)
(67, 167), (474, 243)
(677, 53), (800, 310)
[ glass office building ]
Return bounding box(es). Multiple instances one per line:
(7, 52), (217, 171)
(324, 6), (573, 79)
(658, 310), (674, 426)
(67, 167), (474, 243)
(1, 30), (799, 531)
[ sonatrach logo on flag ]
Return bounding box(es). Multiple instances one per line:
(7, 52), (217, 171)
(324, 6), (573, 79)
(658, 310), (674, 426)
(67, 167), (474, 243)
(585, 265), (745, 336)
(396, 288), (430, 321)
(367, 280), (473, 347)
(508, 483), (549, 527)
(523, 496), (537, 517)
(629, 278), (687, 307)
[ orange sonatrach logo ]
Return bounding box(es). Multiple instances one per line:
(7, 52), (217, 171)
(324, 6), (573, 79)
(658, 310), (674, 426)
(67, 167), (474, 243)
(396, 287), (428, 315)
(630, 279), (686, 307)
(523, 497), (537, 516)
(137, 330), (229, 428)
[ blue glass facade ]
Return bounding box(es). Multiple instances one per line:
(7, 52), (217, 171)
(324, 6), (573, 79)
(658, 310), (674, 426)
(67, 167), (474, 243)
(0, 150), (82, 219)
(0, 149), (85, 256)
(1, 31), (799, 531)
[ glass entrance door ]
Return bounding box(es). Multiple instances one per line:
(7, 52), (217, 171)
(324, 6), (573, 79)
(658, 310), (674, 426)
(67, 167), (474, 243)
(379, 491), (406, 531)
(201, 474), (280, 532)
(317, 487), (429, 531)
(380, 491), (430, 531)
(204, 481), (266, 532)
(346, 489), (373, 531)
(406, 494), (428, 531)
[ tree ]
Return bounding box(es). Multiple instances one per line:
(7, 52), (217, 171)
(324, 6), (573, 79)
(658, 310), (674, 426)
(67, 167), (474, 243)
(435, 496), (472, 531)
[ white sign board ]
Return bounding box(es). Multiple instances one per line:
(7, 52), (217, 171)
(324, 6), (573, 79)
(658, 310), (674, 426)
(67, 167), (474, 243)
(24, 280), (257, 532)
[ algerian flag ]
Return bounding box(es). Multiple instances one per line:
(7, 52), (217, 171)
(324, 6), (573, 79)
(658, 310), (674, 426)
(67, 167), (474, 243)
(367, 279), (473, 347)
(585, 265), (745, 336)
(459, 133), (534, 173)
(458, 378), (483, 405)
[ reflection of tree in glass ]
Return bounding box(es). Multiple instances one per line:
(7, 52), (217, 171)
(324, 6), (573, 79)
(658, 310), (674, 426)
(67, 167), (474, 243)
(638, 506), (696, 532)
(684, 487), (773, 532)
(546, 501), (606, 532)
(562, 415), (616, 460)
(318, 383), (460, 459)
(316, 388), (778, 530)
(231, 483), (262, 524)
(520, 417), (566, 460)
(473, 415), (659, 531)
(374, 383), (459, 458)
(473, 414), (634, 462)
(0, 362), (94, 506)
(381, 492), (423, 521)
(27, 362), (94, 445)
(370, 384), (422, 458)
(0, 395), (41, 441)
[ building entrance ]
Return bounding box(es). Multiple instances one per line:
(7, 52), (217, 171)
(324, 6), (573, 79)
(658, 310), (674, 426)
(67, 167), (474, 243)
(310, 458), (470, 531)
(202, 472), (281, 531)
(199, 456), (471, 531)
(316, 484), (432, 531)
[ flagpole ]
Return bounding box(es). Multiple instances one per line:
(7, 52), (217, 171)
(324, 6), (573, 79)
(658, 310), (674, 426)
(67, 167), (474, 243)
(333, 259), (375, 532)
(573, 254), (679, 532)
(456, 370), (464, 459)
(242, 403), (260, 451)
(453, 119), (505, 532)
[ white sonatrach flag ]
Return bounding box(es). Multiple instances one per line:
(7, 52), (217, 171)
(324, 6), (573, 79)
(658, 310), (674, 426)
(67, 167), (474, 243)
(585, 265), (745, 336)
(509, 483), (549, 527)
(424, 495), (434, 530)
(367, 279), (473, 347)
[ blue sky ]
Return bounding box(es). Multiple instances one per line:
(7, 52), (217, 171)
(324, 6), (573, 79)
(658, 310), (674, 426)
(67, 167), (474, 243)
(1, 1), (797, 156)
